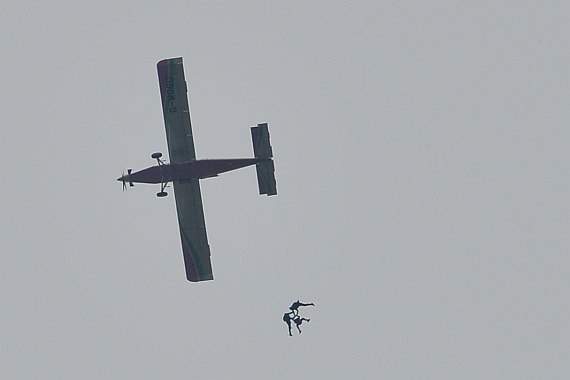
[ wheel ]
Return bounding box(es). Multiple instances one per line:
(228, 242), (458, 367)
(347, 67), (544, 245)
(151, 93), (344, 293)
(151, 152), (162, 159)
(157, 191), (168, 197)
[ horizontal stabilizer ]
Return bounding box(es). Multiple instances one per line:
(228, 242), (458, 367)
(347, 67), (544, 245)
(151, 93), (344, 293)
(251, 123), (277, 196)
(251, 123), (273, 159)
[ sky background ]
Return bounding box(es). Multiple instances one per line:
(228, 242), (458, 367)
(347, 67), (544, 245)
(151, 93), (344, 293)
(1, 1), (569, 379)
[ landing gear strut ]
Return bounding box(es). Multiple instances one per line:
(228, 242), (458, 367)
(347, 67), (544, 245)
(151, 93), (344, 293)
(157, 179), (169, 197)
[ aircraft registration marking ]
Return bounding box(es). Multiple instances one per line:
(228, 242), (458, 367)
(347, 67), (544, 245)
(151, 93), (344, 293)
(165, 78), (177, 113)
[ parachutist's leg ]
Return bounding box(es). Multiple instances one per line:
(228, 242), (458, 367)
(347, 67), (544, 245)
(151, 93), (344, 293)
(296, 324), (302, 334)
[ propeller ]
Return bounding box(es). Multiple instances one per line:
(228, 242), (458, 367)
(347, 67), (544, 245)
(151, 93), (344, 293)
(119, 169), (133, 191)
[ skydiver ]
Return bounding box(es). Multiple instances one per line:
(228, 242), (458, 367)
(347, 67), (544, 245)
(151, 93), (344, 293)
(293, 315), (310, 334)
(283, 312), (294, 336)
(289, 300), (315, 315)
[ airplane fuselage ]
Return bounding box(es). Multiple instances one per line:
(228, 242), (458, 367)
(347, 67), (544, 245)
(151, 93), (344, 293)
(121, 158), (266, 184)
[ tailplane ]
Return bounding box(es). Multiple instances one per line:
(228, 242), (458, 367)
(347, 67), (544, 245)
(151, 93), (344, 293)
(251, 123), (277, 196)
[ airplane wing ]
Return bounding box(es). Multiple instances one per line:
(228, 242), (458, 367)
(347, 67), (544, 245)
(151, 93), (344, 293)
(172, 179), (213, 282)
(157, 58), (213, 282)
(157, 57), (196, 163)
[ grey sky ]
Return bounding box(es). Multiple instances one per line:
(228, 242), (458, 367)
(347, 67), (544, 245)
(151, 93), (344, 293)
(2, 1), (569, 378)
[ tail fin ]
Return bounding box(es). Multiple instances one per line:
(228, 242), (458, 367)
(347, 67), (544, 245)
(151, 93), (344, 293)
(251, 123), (277, 196)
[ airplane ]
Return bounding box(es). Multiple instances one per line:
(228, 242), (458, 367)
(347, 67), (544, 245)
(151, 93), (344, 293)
(118, 57), (277, 282)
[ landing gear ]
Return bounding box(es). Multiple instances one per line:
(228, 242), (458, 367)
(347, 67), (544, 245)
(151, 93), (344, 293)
(151, 151), (169, 197)
(157, 176), (169, 198)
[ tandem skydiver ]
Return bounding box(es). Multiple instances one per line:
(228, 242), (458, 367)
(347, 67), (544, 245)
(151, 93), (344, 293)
(289, 300), (315, 316)
(282, 312), (294, 336)
(293, 315), (310, 334)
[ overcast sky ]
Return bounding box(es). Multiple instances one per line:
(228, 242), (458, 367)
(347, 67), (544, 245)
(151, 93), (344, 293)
(1, 1), (569, 379)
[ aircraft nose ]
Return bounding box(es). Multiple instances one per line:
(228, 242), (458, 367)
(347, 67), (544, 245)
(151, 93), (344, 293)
(117, 174), (130, 183)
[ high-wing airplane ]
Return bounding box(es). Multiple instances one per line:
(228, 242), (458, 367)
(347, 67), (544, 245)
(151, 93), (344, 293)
(118, 57), (277, 282)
